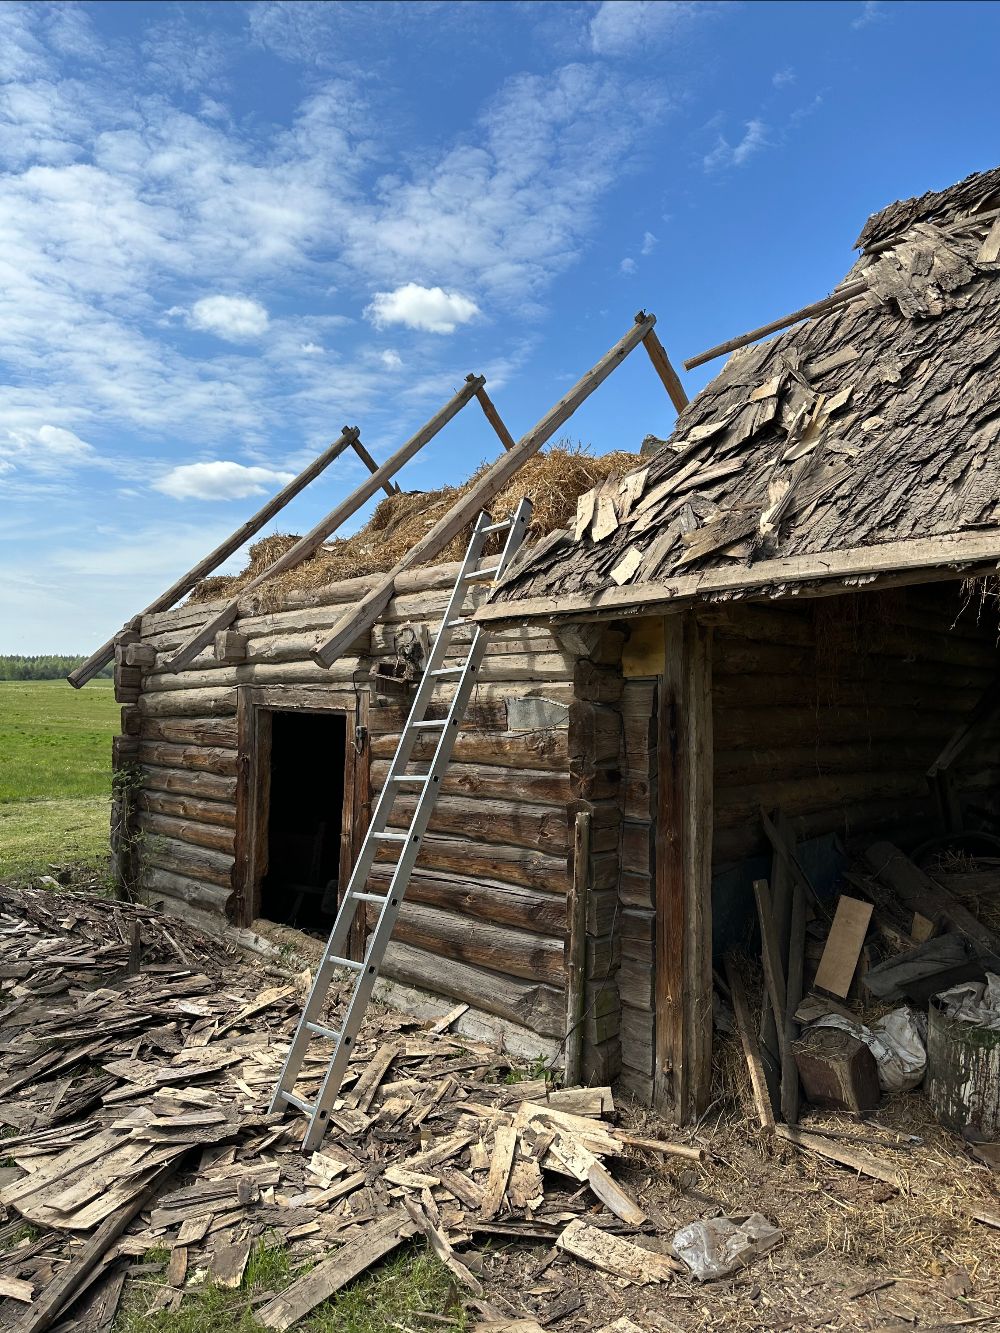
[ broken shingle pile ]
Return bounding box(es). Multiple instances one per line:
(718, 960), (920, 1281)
(0, 884), (697, 1332)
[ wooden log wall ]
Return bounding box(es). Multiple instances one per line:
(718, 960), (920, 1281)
(711, 583), (1000, 867)
(123, 562), (579, 1044)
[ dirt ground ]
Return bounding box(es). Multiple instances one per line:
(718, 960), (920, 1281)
(2, 872), (999, 1333)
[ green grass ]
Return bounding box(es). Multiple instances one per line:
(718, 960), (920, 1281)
(0, 678), (118, 877)
(114, 1244), (467, 1333)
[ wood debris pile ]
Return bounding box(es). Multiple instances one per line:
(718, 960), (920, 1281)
(0, 884), (696, 1332)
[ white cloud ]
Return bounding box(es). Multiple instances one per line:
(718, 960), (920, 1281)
(299, 341), (323, 354)
(703, 118), (771, 171)
(589, 1), (708, 57)
(154, 460), (295, 500)
(380, 349), (402, 370)
(772, 66), (796, 88)
(188, 295), (270, 342)
(0, 422), (98, 474)
(365, 284), (480, 335)
(640, 230), (657, 255)
(619, 257), (637, 275)
(852, 1), (884, 29)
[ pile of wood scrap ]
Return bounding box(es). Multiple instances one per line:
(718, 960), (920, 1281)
(0, 882), (699, 1332)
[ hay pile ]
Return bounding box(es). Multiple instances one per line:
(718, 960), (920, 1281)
(189, 445), (641, 609)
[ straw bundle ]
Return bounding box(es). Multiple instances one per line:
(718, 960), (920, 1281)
(188, 445), (642, 609)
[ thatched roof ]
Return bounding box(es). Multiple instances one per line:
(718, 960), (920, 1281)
(482, 166), (1000, 625)
(188, 445), (641, 610)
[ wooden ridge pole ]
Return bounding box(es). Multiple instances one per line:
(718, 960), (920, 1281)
(311, 312), (657, 669)
(164, 376), (486, 674)
(67, 426), (360, 689)
(682, 280), (867, 372)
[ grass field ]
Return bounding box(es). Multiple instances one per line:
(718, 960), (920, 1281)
(0, 678), (118, 877)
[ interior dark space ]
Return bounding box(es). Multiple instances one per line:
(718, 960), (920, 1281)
(261, 710), (347, 931)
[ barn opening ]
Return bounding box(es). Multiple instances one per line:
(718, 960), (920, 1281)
(261, 709), (348, 931)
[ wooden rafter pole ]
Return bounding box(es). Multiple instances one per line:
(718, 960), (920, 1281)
(164, 377), (486, 674)
(67, 426), (361, 689)
(641, 326), (688, 413)
(311, 312), (658, 669)
(474, 385), (516, 451)
(351, 437), (401, 497)
(682, 280), (867, 372)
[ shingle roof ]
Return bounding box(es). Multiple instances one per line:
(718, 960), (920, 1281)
(484, 167), (1000, 622)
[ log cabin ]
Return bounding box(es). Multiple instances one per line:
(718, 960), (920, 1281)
(478, 165), (1000, 1117)
(97, 165), (1000, 1120)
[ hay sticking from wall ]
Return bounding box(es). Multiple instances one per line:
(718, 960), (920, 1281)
(188, 445), (642, 610)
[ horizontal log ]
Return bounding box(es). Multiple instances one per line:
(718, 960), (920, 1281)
(138, 789), (237, 830)
(713, 673), (983, 714)
(620, 1005), (654, 1076)
(140, 718), (237, 749)
(141, 834), (233, 890)
(371, 760), (572, 808)
(137, 810), (235, 854)
(714, 704), (974, 749)
(138, 741), (237, 776)
(370, 728), (568, 772)
(715, 770), (931, 829)
(714, 741), (940, 787)
(382, 941), (564, 1038)
(377, 834), (569, 894)
(387, 794), (569, 855)
(138, 689), (236, 718)
(367, 866), (566, 934)
(141, 765), (236, 803)
(141, 659), (367, 693)
(370, 621), (559, 658)
(139, 865), (232, 913)
(714, 641), (995, 693)
(367, 686), (574, 736)
(370, 900), (564, 986)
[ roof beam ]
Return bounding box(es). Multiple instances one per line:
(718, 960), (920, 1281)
(163, 376), (486, 675)
(67, 426), (361, 690)
(310, 312), (658, 669)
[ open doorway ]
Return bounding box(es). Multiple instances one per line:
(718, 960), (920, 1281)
(261, 710), (348, 931)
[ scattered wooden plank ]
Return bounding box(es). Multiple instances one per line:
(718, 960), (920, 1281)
(614, 1132), (704, 1163)
(586, 1161), (646, 1226)
(209, 1236), (252, 1289)
(167, 1245), (188, 1288)
(813, 896), (874, 998)
(480, 1125), (517, 1220)
(256, 1212), (418, 1330)
(555, 1218), (680, 1283)
(0, 1275), (34, 1303)
(774, 1125), (904, 1190)
(429, 1004), (468, 1035)
(403, 1196), (483, 1295)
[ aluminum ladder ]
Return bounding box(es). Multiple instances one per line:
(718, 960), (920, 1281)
(270, 499), (533, 1151)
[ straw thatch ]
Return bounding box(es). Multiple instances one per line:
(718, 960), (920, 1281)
(188, 445), (642, 608)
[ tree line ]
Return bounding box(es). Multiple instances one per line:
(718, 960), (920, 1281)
(0, 655), (113, 680)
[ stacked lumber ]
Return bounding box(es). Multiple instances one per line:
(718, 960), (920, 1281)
(0, 883), (694, 1332)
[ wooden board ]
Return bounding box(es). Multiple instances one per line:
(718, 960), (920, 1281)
(814, 896), (874, 998)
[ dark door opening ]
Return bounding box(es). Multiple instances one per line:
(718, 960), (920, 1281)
(261, 710), (348, 931)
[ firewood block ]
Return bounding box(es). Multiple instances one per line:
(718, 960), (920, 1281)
(792, 1026), (880, 1114)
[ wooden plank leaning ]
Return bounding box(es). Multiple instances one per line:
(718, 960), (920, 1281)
(311, 312), (658, 669)
(66, 426), (361, 689)
(163, 376), (487, 675)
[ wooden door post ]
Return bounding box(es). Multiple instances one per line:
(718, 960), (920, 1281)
(655, 612), (713, 1123)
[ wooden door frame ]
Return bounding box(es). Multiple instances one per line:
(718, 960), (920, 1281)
(233, 685), (370, 930)
(654, 612), (714, 1123)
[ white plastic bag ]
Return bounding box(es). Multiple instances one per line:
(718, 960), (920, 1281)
(672, 1213), (782, 1281)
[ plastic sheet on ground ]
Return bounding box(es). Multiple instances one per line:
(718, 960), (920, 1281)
(672, 1213), (783, 1282)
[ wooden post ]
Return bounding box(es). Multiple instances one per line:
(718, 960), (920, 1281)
(311, 312), (658, 668)
(655, 611), (713, 1124)
(474, 385), (516, 451)
(641, 328), (688, 413)
(564, 811), (591, 1086)
(67, 426), (361, 688)
(351, 437), (401, 497)
(165, 377), (486, 674)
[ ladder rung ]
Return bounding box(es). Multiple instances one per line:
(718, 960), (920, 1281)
(372, 831), (407, 841)
(481, 520), (512, 534)
(461, 564), (501, 581)
(281, 1090), (314, 1114)
(446, 618), (468, 629)
(325, 954), (364, 971)
(413, 720), (447, 729)
(306, 1021), (341, 1042)
(352, 891), (388, 904)
(430, 665), (466, 677)
(389, 773), (429, 784)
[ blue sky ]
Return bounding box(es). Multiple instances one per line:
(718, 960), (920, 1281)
(2, 0), (998, 652)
